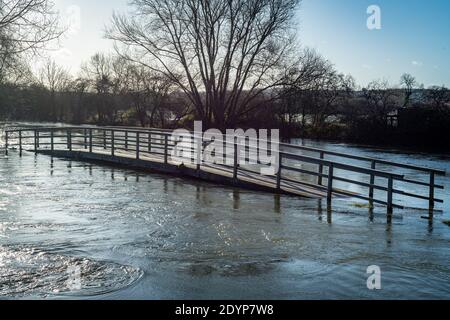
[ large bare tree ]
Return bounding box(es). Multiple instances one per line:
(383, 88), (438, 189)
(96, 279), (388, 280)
(0, 0), (62, 83)
(400, 73), (417, 108)
(107, 0), (300, 129)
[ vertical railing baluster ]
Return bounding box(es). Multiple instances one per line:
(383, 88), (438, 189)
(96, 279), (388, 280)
(4, 131), (8, 156)
(369, 160), (376, 202)
(68, 130), (72, 151)
(387, 175), (393, 214)
(50, 130), (54, 152)
(429, 171), (435, 211)
(111, 130), (115, 157)
(19, 131), (22, 156)
(192, 132), (197, 165)
(327, 163), (334, 203)
(103, 131), (107, 150)
(34, 130), (37, 154)
(233, 141), (238, 181)
(276, 153), (283, 191)
(196, 132), (201, 171)
(164, 134), (168, 164)
(148, 132), (152, 153)
(318, 151), (324, 185)
(36, 130), (40, 149)
(89, 129), (93, 153)
(223, 136), (227, 165)
(125, 131), (128, 151)
(136, 132), (140, 160)
(84, 129), (88, 149)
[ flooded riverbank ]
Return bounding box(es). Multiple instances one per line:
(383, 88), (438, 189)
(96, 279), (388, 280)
(0, 125), (449, 299)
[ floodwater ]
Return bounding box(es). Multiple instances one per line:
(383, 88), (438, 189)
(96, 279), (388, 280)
(0, 124), (449, 300)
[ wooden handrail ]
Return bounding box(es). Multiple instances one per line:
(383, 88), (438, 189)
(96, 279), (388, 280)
(8, 125), (445, 175)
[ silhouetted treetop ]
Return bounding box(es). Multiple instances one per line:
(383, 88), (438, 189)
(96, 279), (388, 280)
(107, 0), (301, 128)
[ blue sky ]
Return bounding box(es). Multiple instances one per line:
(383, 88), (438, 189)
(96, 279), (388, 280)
(52, 0), (450, 87)
(298, 0), (450, 87)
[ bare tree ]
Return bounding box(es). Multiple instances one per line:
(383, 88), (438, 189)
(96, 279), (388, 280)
(426, 85), (450, 110)
(38, 59), (71, 121)
(279, 49), (331, 129)
(39, 59), (71, 92)
(0, 50), (31, 84)
(400, 73), (417, 108)
(0, 0), (62, 82)
(362, 79), (399, 126)
(114, 59), (175, 127)
(278, 49), (355, 134)
(81, 53), (117, 123)
(70, 77), (90, 123)
(309, 71), (355, 131)
(107, 0), (300, 129)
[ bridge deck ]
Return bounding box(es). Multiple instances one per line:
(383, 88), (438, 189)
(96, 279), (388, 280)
(39, 147), (331, 199)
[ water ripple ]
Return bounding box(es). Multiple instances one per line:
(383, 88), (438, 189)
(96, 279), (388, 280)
(0, 245), (143, 298)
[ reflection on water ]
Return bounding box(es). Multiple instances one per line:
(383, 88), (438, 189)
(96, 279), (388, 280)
(0, 125), (450, 299)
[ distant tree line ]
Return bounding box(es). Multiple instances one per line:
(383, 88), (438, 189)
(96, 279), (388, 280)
(1, 0), (449, 150)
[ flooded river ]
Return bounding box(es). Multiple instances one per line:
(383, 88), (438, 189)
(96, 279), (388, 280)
(0, 124), (449, 299)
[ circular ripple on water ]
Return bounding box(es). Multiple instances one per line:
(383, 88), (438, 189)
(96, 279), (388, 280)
(0, 245), (143, 298)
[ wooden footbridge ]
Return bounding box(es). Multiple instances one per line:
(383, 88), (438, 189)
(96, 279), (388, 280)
(3, 126), (446, 215)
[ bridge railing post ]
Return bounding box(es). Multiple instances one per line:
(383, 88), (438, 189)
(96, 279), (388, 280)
(196, 132), (201, 171)
(4, 131), (8, 156)
(369, 160), (376, 202)
(34, 130), (37, 154)
(89, 129), (93, 153)
(191, 133), (197, 165)
(125, 131), (129, 151)
(148, 132), (152, 153)
(327, 163), (334, 204)
(164, 134), (168, 164)
(233, 140), (238, 181)
(318, 151), (324, 185)
(223, 136), (227, 165)
(36, 130), (40, 149)
(387, 175), (394, 214)
(84, 129), (88, 149)
(68, 130), (72, 151)
(50, 130), (54, 152)
(429, 172), (435, 212)
(136, 132), (140, 160)
(276, 153), (283, 191)
(111, 130), (115, 157)
(103, 131), (107, 150)
(19, 131), (22, 156)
